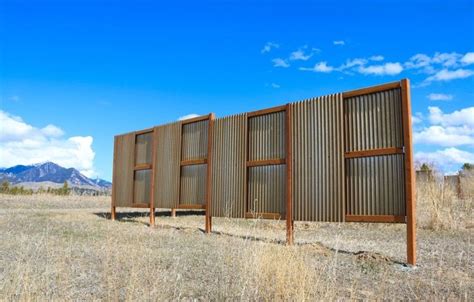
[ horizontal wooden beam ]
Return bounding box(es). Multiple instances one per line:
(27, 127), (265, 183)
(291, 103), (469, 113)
(181, 158), (207, 166)
(132, 203), (150, 208)
(176, 204), (206, 209)
(245, 212), (282, 220)
(180, 114), (211, 125)
(342, 81), (401, 98)
(134, 164), (152, 170)
(135, 128), (154, 136)
(345, 215), (406, 223)
(345, 147), (403, 159)
(247, 158), (286, 167)
(247, 105), (287, 118)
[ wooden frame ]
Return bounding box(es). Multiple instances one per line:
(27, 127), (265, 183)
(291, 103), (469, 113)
(401, 79), (416, 265)
(244, 105), (293, 245)
(345, 147), (403, 159)
(205, 113), (215, 233)
(345, 215), (406, 223)
(342, 81), (401, 98)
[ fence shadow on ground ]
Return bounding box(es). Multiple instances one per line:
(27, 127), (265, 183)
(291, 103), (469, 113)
(94, 210), (205, 221)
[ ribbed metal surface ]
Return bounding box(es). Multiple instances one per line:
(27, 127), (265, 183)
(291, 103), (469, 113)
(344, 88), (403, 152)
(113, 133), (135, 207)
(248, 111), (285, 161)
(135, 132), (153, 165)
(248, 165), (286, 214)
(180, 164), (207, 205)
(154, 122), (181, 209)
(181, 120), (209, 161)
(291, 94), (345, 222)
(346, 155), (405, 216)
(210, 114), (247, 218)
(134, 169), (151, 204)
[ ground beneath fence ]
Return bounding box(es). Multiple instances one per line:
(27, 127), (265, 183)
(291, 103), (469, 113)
(0, 194), (472, 300)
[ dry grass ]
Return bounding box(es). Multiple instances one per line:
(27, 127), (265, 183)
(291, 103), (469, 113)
(0, 182), (473, 300)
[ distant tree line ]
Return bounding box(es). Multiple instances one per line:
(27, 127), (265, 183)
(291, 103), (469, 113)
(0, 180), (70, 196)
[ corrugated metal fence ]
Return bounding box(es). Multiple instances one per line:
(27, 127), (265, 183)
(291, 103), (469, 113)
(112, 79), (416, 265)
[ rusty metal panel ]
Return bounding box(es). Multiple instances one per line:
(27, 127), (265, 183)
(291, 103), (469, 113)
(210, 114), (247, 218)
(346, 155), (406, 216)
(134, 169), (151, 204)
(154, 122), (181, 209)
(248, 111), (285, 161)
(291, 94), (345, 222)
(181, 120), (209, 161)
(344, 88), (403, 152)
(248, 165), (286, 214)
(135, 132), (153, 165)
(180, 164), (206, 205)
(113, 133), (135, 207)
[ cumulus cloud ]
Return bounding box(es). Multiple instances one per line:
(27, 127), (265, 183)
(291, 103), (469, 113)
(289, 49), (313, 61)
(425, 68), (474, 82)
(413, 106), (474, 173)
(461, 52), (474, 65)
(415, 148), (474, 173)
(0, 110), (96, 177)
(428, 106), (474, 127)
(369, 55), (384, 61)
(177, 113), (200, 121)
(427, 93), (453, 101)
(261, 42), (279, 54)
(272, 58), (290, 68)
(271, 83), (280, 88)
(333, 40), (345, 45)
(299, 61), (334, 73)
(357, 62), (404, 76)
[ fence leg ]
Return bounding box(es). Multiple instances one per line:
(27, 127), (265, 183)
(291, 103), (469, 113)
(205, 212), (212, 233)
(150, 207), (155, 227)
(286, 219), (294, 245)
(171, 209), (176, 218)
(111, 206), (116, 221)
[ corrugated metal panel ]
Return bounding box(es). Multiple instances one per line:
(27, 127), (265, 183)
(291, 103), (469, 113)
(154, 123), (181, 209)
(248, 111), (285, 161)
(344, 88), (403, 152)
(113, 133), (135, 207)
(291, 94), (345, 222)
(346, 155), (406, 216)
(248, 165), (286, 214)
(180, 164), (206, 205)
(134, 169), (151, 204)
(210, 114), (247, 218)
(181, 120), (209, 161)
(135, 132), (153, 165)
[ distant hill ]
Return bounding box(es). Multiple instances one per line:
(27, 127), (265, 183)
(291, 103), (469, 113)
(0, 162), (111, 190)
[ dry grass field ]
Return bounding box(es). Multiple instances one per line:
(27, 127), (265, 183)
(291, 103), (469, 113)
(0, 178), (472, 300)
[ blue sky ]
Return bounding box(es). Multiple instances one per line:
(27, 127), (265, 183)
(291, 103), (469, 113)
(1, 0), (473, 180)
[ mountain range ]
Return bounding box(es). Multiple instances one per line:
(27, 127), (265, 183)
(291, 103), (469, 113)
(0, 162), (111, 189)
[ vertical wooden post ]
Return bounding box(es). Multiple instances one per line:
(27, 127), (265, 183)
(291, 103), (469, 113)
(150, 128), (157, 227)
(171, 209), (176, 217)
(285, 104), (294, 245)
(111, 136), (117, 220)
(401, 79), (416, 266)
(205, 113), (215, 233)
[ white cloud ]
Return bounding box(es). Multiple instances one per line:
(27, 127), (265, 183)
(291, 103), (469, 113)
(271, 83), (280, 88)
(425, 68), (474, 82)
(299, 61), (334, 73)
(289, 49), (312, 61)
(0, 110), (96, 177)
(261, 42), (279, 54)
(357, 62), (403, 76)
(428, 106), (474, 127)
(333, 40), (345, 45)
(272, 58), (290, 68)
(412, 112), (423, 124)
(369, 55), (384, 61)
(427, 93), (453, 101)
(414, 125), (474, 147)
(338, 58), (367, 70)
(415, 148), (474, 172)
(431, 52), (462, 67)
(178, 113), (200, 121)
(461, 52), (474, 65)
